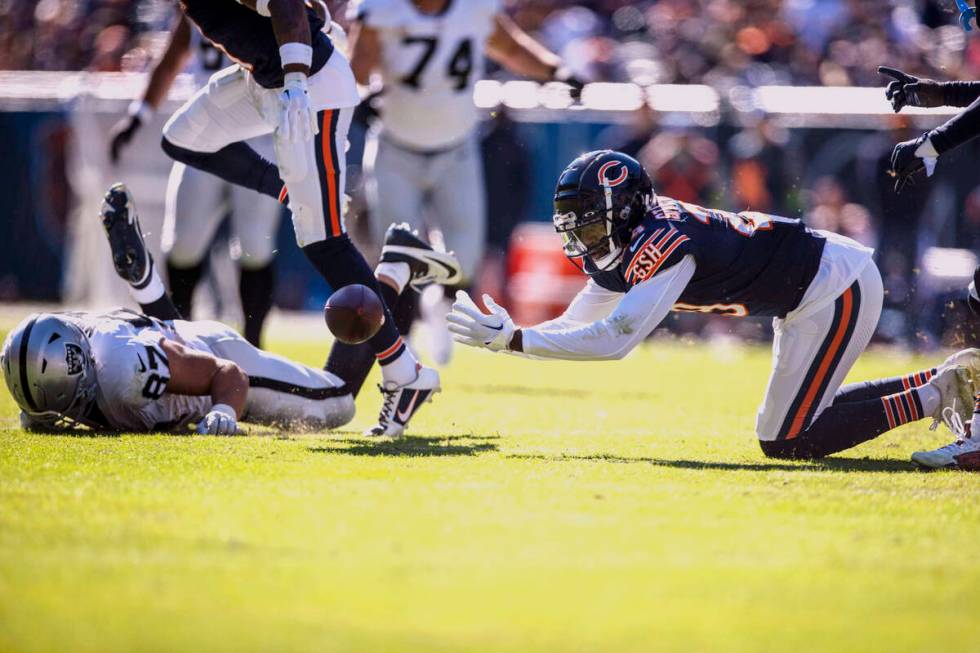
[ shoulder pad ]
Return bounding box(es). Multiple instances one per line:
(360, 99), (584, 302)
(623, 225), (691, 286)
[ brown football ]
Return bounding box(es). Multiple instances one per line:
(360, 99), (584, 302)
(324, 284), (385, 344)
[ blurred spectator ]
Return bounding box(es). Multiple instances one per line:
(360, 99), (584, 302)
(639, 129), (721, 205)
(806, 176), (878, 249)
(2, 0), (974, 87)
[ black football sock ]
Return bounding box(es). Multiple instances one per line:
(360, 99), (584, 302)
(302, 235), (404, 358)
(138, 296), (182, 321)
(323, 281), (419, 398)
(166, 259), (205, 320)
(240, 263), (276, 348)
(834, 368), (938, 404)
(162, 138), (284, 200)
(761, 386), (926, 459)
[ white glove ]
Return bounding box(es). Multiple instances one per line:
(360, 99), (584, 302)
(196, 404), (242, 435)
(446, 290), (515, 352)
(277, 73), (319, 144)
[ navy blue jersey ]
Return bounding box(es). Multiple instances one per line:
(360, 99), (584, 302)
(179, 0), (333, 89)
(592, 197), (826, 318)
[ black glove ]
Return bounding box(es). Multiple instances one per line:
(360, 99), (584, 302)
(108, 114), (143, 164)
(553, 67), (585, 101)
(878, 66), (945, 112)
(890, 133), (935, 193)
(969, 264), (980, 316)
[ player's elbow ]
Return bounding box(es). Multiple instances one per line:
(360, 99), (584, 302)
(216, 360), (250, 401)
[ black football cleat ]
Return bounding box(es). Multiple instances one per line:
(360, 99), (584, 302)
(379, 223), (462, 290)
(100, 183), (154, 289)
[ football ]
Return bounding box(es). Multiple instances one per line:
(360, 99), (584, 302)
(323, 284), (385, 344)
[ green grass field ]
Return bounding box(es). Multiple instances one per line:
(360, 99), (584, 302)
(1, 333), (978, 653)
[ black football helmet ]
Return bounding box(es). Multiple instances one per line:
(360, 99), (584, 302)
(553, 150), (655, 273)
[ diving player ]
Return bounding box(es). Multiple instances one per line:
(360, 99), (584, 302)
(2, 185), (353, 434)
(448, 150), (980, 462)
(108, 13), (283, 347)
(158, 0), (439, 435)
(345, 0), (584, 364)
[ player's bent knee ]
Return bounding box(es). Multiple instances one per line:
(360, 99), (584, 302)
(758, 437), (822, 460)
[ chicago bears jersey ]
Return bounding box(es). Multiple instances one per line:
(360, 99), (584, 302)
(64, 310), (214, 432)
(592, 197), (827, 318)
(179, 0), (334, 89)
(349, 0), (500, 150)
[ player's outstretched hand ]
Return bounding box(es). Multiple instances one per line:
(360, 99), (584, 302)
(890, 133), (938, 193)
(879, 66), (945, 112)
(107, 115), (142, 164)
(447, 290), (515, 352)
(196, 404), (243, 436)
(278, 73), (320, 144)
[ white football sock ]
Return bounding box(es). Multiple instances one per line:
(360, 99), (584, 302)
(381, 348), (419, 388)
(916, 384), (941, 417)
(129, 264), (167, 305)
(375, 261), (411, 295)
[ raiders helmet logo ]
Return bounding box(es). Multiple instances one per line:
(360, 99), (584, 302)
(597, 161), (628, 188)
(64, 343), (84, 376)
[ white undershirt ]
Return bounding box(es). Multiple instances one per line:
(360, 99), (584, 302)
(517, 255), (697, 361)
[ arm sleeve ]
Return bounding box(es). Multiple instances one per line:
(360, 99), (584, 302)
(929, 94), (980, 154)
(517, 255), (696, 361)
(533, 279), (624, 332)
(943, 81), (980, 108)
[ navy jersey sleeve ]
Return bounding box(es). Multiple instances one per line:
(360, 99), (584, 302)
(622, 225), (692, 287)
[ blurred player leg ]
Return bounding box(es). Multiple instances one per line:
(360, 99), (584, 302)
(425, 136), (487, 364)
(369, 138), (429, 251)
(161, 162), (228, 319)
(230, 134), (283, 348)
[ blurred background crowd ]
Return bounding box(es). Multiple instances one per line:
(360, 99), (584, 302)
(0, 0), (978, 350)
(2, 0), (976, 84)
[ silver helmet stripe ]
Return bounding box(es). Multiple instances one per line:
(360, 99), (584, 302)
(17, 316), (39, 412)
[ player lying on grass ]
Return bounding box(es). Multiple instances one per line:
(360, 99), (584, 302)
(448, 150), (980, 467)
(1, 184), (457, 435)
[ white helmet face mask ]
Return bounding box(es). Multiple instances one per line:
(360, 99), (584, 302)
(1, 314), (98, 427)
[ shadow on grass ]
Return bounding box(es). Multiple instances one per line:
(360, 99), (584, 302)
(507, 453), (914, 473)
(309, 434), (500, 458)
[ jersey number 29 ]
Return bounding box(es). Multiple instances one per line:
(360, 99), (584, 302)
(400, 37), (473, 91)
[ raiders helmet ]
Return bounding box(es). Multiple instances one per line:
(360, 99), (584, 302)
(1, 314), (98, 427)
(553, 150), (655, 273)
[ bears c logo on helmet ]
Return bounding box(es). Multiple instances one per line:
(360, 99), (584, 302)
(597, 161), (628, 188)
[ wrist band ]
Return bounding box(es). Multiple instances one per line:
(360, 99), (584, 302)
(127, 100), (154, 123)
(255, 0), (271, 16)
(280, 42), (313, 69)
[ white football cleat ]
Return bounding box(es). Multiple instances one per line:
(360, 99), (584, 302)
(925, 366), (974, 428)
(366, 366), (441, 437)
(421, 284), (453, 366)
(940, 349), (980, 389)
(912, 407), (980, 470)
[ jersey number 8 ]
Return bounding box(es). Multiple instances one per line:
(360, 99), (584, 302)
(400, 37), (473, 91)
